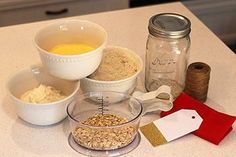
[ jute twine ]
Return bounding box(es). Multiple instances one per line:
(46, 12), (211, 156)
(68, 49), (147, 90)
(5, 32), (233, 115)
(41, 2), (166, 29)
(184, 62), (211, 102)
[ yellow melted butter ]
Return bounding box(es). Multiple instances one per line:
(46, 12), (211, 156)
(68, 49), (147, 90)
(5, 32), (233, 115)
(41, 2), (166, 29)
(49, 43), (95, 55)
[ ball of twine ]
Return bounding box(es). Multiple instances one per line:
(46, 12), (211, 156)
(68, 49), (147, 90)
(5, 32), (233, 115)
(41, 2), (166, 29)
(184, 62), (211, 102)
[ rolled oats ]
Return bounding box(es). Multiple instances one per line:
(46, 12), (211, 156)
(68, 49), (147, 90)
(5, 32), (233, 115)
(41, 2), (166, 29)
(72, 114), (137, 150)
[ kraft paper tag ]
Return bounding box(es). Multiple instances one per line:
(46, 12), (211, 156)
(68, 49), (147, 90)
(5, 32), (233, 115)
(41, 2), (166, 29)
(140, 109), (203, 146)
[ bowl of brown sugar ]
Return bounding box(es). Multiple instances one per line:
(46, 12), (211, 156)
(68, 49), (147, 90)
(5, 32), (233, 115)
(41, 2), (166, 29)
(80, 46), (143, 94)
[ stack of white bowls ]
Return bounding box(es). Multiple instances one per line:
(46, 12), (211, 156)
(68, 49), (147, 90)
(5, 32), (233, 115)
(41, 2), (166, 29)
(7, 20), (143, 126)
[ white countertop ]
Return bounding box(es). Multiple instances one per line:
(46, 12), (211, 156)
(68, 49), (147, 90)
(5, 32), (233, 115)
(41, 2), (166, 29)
(0, 2), (235, 157)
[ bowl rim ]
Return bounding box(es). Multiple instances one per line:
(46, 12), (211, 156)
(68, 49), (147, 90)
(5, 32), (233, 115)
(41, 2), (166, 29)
(82, 45), (143, 84)
(66, 91), (143, 128)
(6, 66), (80, 107)
(34, 19), (108, 58)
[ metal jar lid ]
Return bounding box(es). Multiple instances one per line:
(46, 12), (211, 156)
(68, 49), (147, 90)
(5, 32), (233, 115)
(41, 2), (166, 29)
(148, 13), (191, 39)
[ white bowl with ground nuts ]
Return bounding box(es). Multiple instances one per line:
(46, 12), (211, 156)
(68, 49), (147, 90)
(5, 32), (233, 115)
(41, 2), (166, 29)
(81, 46), (143, 94)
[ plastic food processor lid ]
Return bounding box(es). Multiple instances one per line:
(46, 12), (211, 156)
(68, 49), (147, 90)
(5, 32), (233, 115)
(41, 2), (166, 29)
(148, 13), (191, 39)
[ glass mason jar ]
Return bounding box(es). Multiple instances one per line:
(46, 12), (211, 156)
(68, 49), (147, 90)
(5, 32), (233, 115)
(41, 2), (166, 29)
(145, 13), (191, 98)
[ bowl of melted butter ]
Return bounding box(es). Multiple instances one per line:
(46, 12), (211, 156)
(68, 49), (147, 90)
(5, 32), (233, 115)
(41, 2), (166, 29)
(34, 20), (107, 80)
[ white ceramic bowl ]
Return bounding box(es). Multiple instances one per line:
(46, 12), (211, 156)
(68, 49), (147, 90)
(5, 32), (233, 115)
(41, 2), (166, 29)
(81, 46), (143, 94)
(34, 20), (107, 80)
(7, 66), (80, 125)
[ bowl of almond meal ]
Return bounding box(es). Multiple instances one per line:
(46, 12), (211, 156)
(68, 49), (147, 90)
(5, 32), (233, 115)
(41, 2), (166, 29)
(80, 46), (143, 94)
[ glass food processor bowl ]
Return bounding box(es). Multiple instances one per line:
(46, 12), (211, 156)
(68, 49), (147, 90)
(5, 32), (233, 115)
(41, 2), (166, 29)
(67, 91), (142, 152)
